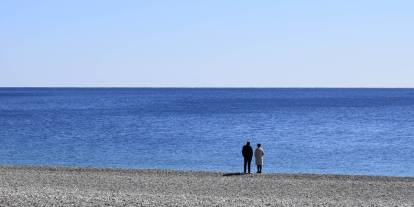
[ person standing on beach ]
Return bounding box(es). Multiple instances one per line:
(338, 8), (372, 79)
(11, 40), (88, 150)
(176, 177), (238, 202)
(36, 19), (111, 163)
(242, 141), (253, 174)
(255, 144), (264, 173)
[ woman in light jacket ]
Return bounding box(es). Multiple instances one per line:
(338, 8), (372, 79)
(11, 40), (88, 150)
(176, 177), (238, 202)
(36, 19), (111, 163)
(255, 144), (264, 173)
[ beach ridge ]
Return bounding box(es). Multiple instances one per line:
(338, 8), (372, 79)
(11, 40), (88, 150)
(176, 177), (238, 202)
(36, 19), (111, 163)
(1, 165), (413, 206)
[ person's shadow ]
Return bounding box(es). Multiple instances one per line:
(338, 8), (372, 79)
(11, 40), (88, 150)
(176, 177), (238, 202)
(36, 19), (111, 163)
(222, 172), (244, 176)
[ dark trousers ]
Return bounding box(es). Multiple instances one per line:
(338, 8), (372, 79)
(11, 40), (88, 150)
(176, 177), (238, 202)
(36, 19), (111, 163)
(257, 165), (262, 173)
(244, 158), (252, 173)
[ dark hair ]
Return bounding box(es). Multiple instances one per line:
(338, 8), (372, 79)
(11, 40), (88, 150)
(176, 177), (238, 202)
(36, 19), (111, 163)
(246, 141), (250, 145)
(257, 143), (261, 147)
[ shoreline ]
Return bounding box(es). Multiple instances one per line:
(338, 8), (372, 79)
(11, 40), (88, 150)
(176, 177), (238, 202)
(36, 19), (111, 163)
(1, 165), (414, 206)
(1, 164), (414, 179)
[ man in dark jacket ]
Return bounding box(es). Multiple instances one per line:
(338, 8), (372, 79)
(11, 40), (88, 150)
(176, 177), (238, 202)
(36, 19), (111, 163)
(242, 141), (253, 174)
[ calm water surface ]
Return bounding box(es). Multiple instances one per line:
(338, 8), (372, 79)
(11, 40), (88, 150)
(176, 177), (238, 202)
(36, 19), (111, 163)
(0, 88), (413, 176)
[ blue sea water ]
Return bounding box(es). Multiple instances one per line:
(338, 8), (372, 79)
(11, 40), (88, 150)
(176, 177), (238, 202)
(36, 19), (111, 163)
(0, 88), (413, 176)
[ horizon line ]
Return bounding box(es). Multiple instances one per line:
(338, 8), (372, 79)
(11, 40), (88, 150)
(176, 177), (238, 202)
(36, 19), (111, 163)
(1, 86), (414, 89)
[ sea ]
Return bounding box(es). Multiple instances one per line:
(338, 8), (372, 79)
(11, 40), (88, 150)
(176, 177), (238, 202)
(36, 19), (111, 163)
(0, 88), (413, 176)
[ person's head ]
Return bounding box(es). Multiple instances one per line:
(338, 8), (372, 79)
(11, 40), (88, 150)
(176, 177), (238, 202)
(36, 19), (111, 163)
(246, 141), (250, 146)
(257, 144), (261, 148)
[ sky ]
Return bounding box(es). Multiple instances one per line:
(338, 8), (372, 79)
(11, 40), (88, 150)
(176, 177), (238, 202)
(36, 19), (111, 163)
(1, 0), (414, 87)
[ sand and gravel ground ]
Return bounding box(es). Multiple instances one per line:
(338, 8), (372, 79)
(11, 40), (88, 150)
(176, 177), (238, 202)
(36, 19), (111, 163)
(0, 166), (413, 206)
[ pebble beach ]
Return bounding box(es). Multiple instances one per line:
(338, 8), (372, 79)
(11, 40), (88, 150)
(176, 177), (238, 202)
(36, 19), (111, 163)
(0, 166), (413, 206)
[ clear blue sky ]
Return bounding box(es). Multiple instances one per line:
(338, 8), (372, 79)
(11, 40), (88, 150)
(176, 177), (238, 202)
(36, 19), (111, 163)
(1, 0), (414, 87)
